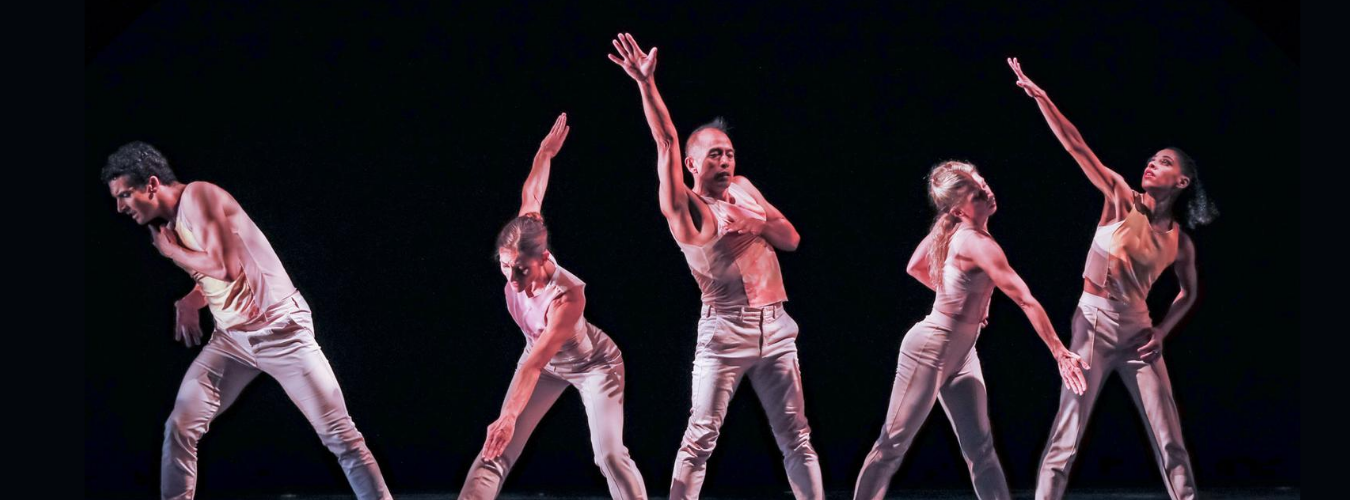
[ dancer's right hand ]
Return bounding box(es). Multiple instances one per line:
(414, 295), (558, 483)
(173, 300), (203, 348)
(608, 33), (658, 83)
(481, 414), (518, 461)
(1007, 57), (1047, 99)
(1056, 349), (1090, 395)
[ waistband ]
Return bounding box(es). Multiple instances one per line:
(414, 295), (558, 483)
(701, 301), (786, 322)
(922, 308), (984, 331)
(1078, 291), (1149, 316)
(218, 290), (308, 334)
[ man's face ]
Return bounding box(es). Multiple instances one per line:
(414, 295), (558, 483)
(686, 129), (736, 193)
(107, 175), (159, 226)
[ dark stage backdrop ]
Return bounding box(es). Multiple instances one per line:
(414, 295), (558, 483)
(86, 1), (1298, 496)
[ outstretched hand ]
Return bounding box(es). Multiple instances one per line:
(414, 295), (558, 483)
(1056, 349), (1090, 395)
(1007, 57), (1047, 99)
(537, 113), (570, 157)
(480, 414), (518, 461)
(608, 33), (658, 83)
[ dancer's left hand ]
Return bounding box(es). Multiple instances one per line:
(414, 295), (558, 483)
(537, 112), (570, 158)
(724, 215), (765, 236)
(1136, 327), (1164, 363)
(481, 414), (518, 460)
(1056, 349), (1090, 395)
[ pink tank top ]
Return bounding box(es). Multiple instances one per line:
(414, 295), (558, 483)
(173, 182), (297, 330)
(933, 227), (996, 323)
(1082, 192), (1179, 306)
(676, 183), (788, 308)
(503, 255), (597, 357)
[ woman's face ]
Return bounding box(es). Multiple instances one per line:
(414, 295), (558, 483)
(499, 248), (547, 292)
(1141, 149), (1191, 192)
(953, 172), (997, 221)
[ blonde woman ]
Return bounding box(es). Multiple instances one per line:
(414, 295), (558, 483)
(853, 161), (1088, 500)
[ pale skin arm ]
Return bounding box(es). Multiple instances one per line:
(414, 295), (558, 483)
(906, 231), (939, 292)
(609, 32), (704, 244)
(173, 285), (206, 348)
(519, 113), (571, 217)
(480, 288), (587, 460)
(1007, 58), (1133, 211)
(726, 176), (800, 251)
(150, 183), (246, 282)
(1138, 232), (1198, 363)
(967, 233), (1090, 395)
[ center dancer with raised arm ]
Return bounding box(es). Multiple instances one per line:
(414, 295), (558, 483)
(458, 114), (648, 500)
(609, 33), (823, 500)
(852, 161), (1088, 500)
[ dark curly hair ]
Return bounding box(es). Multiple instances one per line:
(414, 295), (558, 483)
(101, 141), (178, 187)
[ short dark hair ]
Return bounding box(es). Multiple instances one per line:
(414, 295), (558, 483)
(684, 117), (731, 156)
(101, 141), (178, 187)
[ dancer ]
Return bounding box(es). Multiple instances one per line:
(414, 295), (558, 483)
(101, 141), (392, 500)
(1008, 57), (1218, 500)
(853, 161), (1088, 500)
(610, 33), (824, 500)
(458, 114), (648, 500)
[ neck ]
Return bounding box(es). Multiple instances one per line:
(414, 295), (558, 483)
(693, 181), (729, 201)
(1140, 188), (1178, 228)
(959, 218), (989, 234)
(156, 183), (188, 222)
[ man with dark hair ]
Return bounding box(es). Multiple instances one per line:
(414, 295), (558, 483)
(610, 34), (825, 500)
(102, 141), (393, 500)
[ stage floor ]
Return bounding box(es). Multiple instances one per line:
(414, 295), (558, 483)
(100, 488), (1299, 499)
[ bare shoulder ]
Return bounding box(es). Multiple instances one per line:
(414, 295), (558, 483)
(1176, 230), (1196, 259)
(731, 175), (769, 201)
(731, 175), (757, 190)
(962, 230), (1006, 262)
(183, 181), (236, 206)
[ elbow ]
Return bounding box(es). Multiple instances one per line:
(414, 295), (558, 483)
(781, 234), (801, 252)
(654, 136), (676, 151)
(906, 261), (927, 281)
(1015, 296), (1042, 314)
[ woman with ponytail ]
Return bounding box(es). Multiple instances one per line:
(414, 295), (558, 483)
(1008, 58), (1218, 500)
(853, 161), (1088, 500)
(458, 114), (648, 500)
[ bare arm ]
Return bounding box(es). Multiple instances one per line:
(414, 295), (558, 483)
(906, 231), (939, 292)
(151, 183), (246, 282)
(729, 176), (800, 251)
(1138, 232), (1198, 362)
(519, 113), (571, 217)
(1007, 58), (1131, 205)
(609, 33), (701, 243)
(480, 287), (587, 459)
(967, 234), (1089, 394)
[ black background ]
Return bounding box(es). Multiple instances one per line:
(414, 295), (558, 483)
(86, 1), (1298, 496)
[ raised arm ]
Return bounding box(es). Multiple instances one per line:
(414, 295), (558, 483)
(1138, 232), (1198, 363)
(967, 234), (1089, 395)
(519, 113), (571, 217)
(480, 287), (587, 460)
(609, 33), (701, 242)
(727, 176), (800, 251)
(1007, 58), (1131, 205)
(151, 183), (246, 282)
